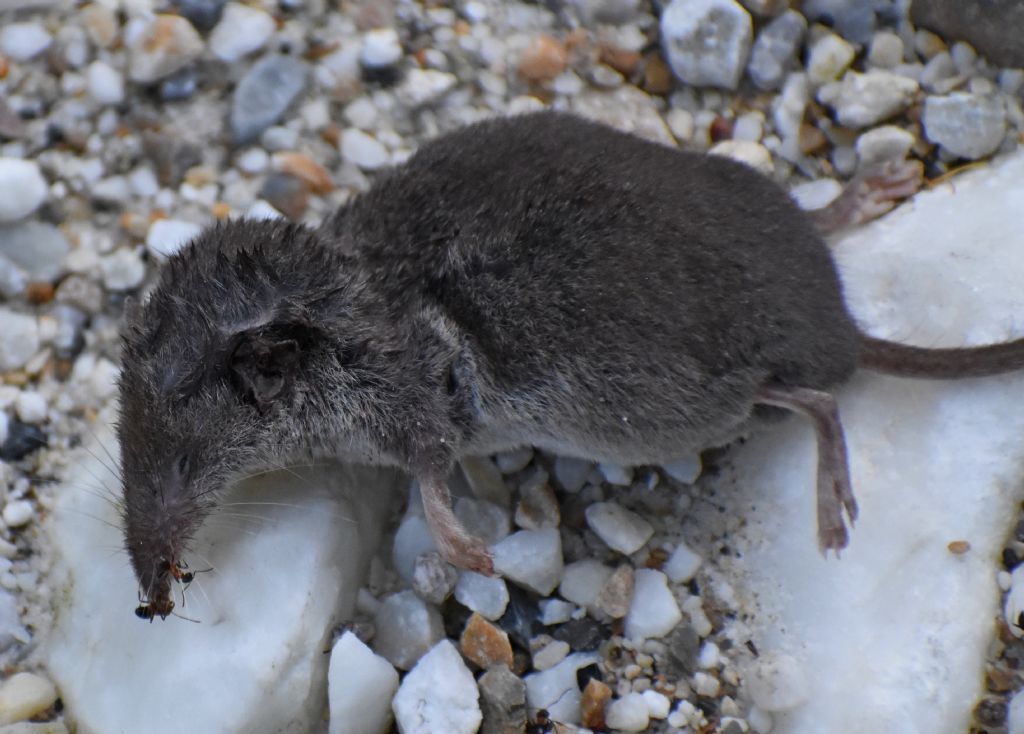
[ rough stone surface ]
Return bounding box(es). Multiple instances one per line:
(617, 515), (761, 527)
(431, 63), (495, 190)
(661, 0), (753, 90)
(922, 93), (1007, 160)
(328, 632), (399, 734)
(817, 70), (920, 128)
(0, 160), (47, 223)
(231, 55), (308, 144)
(747, 10), (807, 90)
(392, 640), (482, 734)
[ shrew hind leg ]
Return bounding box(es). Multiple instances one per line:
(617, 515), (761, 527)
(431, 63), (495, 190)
(756, 384), (857, 554)
(418, 472), (495, 575)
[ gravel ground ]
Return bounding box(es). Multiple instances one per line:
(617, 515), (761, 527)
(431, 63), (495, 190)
(0, 0), (1023, 732)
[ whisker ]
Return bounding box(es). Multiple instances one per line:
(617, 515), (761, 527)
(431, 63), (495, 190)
(83, 421), (121, 480)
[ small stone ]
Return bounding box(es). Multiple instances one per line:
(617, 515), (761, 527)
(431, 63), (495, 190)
(0, 23), (52, 62)
(868, 31), (904, 69)
(245, 200), (285, 221)
(803, 0), (876, 44)
(817, 70), (919, 128)
(518, 35), (568, 84)
(459, 456), (509, 506)
(0, 160), (47, 223)
(392, 640), (482, 734)
(552, 618), (610, 653)
(14, 392), (46, 424)
(210, 2), (275, 62)
(328, 632), (399, 734)
(478, 665), (527, 734)
(923, 93), (1007, 160)
(0, 673), (57, 725)
(807, 33), (855, 86)
(642, 689), (671, 719)
(693, 671), (720, 696)
(494, 448), (533, 474)
(642, 53), (674, 95)
(538, 599), (574, 626)
(659, 454), (700, 483)
(660, 0), (753, 90)
(146, 219), (203, 260)
(492, 528), (563, 595)
(0, 421), (45, 461)
(273, 152), (335, 194)
(360, 28), (403, 69)
(259, 173), (309, 220)
(790, 179), (842, 211)
(524, 652), (600, 725)
(553, 456), (593, 493)
(461, 613), (514, 670)
(624, 569), (682, 640)
(99, 248), (146, 291)
(748, 704), (773, 734)
(855, 125), (915, 168)
(0, 222), (70, 282)
(594, 564), (634, 619)
(86, 61), (125, 106)
(412, 551), (458, 605)
(231, 55), (308, 144)
(392, 515), (437, 582)
(664, 541), (702, 583)
(920, 52), (957, 93)
(238, 148), (270, 175)
(585, 501), (653, 555)
(2, 501), (34, 529)
(0, 310), (40, 371)
(559, 560), (613, 608)
(454, 498), (511, 546)
(597, 463), (632, 486)
(606, 692), (650, 732)
(580, 678), (612, 729)
(160, 69), (198, 102)
(374, 590), (444, 670)
(515, 480), (559, 530)
(709, 140), (773, 175)
(341, 128), (390, 170)
(397, 69), (458, 107)
(747, 10), (806, 91)
(532, 640), (570, 671)
(175, 0), (227, 32)
(82, 4), (118, 48)
(128, 15), (204, 84)
(454, 571), (509, 621)
(698, 640), (721, 669)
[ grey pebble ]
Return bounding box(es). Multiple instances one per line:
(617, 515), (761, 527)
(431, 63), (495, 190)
(553, 456), (593, 494)
(0, 255), (27, 301)
(411, 551), (458, 606)
(0, 308), (40, 371)
(660, 0), (753, 90)
(174, 0), (227, 33)
(478, 665), (527, 734)
(231, 55), (308, 144)
(923, 93), (1007, 160)
(747, 10), (807, 91)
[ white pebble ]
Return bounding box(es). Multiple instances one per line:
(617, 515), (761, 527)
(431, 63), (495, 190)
(532, 640), (570, 671)
(14, 391), (46, 424)
(146, 219), (203, 260)
(210, 2), (276, 62)
(328, 632), (399, 734)
(585, 502), (653, 555)
(524, 652), (600, 724)
(397, 69), (457, 107)
(553, 456), (593, 492)
(340, 128), (390, 171)
(746, 652), (809, 712)
(491, 528), (563, 595)
(807, 33), (855, 85)
(0, 23), (52, 61)
(245, 200), (284, 220)
(538, 598), (574, 625)
(698, 641), (721, 669)
(0, 412), (8, 447)
(642, 689), (671, 719)
(748, 704), (774, 733)
(597, 462), (633, 486)
(373, 590), (443, 671)
(1006, 564), (1024, 635)
(662, 455), (702, 483)
(2, 501), (34, 529)
(99, 248), (146, 291)
(605, 692), (650, 732)
(86, 61), (125, 105)
(664, 541), (702, 583)
(392, 640), (481, 734)
(453, 571), (509, 621)
(0, 159), (47, 222)
(693, 671), (720, 697)
(559, 559), (613, 608)
(360, 28), (402, 68)
(237, 148), (270, 175)
(0, 309), (41, 371)
(0, 672), (57, 725)
(624, 569), (682, 640)
(709, 140), (773, 175)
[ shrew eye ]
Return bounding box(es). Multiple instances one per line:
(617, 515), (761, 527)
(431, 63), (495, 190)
(176, 454), (190, 477)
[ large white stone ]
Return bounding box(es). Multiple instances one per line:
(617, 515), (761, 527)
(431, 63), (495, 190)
(585, 501), (653, 555)
(209, 2), (276, 62)
(660, 0), (752, 90)
(624, 569), (682, 640)
(710, 149), (1024, 733)
(46, 426), (402, 734)
(392, 640), (481, 734)
(0, 159), (47, 222)
(492, 528), (563, 595)
(328, 632), (399, 734)
(523, 652), (600, 724)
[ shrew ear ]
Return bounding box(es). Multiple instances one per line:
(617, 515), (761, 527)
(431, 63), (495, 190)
(229, 330), (302, 411)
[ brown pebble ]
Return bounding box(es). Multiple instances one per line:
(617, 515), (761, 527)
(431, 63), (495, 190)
(986, 665), (1015, 693)
(709, 117), (733, 143)
(82, 3), (118, 48)
(595, 564), (634, 619)
(460, 613), (514, 670)
(212, 201), (231, 219)
(599, 45), (641, 76)
(259, 173), (309, 220)
(947, 539), (971, 554)
(642, 53), (673, 95)
(799, 123), (828, 155)
(274, 152), (335, 194)
(518, 35), (568, 84)
(24, 282), (55, 305)
(580, 678), (612, 730)
(645, 547), (669, 570)
(320, 124), (341, 148)
(515, 480), (560, 530)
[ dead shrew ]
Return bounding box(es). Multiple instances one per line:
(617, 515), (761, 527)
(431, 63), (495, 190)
(117, 111), (1024, 619)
